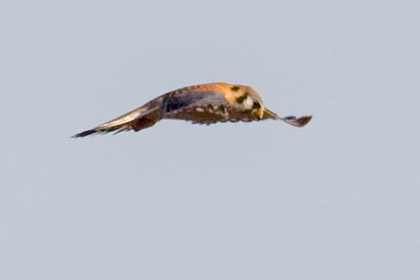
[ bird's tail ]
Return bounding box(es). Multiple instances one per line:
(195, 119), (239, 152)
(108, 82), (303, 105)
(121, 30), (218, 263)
(263, 108), (312, 127)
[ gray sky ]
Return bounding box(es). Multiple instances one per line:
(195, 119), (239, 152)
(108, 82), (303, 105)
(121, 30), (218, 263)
(1, 0), (419, 279)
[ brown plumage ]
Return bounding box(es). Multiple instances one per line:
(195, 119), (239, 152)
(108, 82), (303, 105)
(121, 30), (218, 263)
(72, 82), (312, 137)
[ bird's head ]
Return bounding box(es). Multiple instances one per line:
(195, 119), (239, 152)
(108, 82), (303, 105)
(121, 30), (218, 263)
(229, 85), (265, 119)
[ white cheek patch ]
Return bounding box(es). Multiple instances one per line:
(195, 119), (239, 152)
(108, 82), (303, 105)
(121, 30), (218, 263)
(243, 96), (254, 109)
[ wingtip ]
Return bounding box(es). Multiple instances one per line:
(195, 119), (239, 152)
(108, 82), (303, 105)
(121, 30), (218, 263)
(296, 115), (312, 127)
(71, 129), (97, 138)
(283, 115), (312, 127)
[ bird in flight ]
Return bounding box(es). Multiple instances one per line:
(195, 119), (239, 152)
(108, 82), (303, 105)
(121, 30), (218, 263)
(73, 82), (312, 137)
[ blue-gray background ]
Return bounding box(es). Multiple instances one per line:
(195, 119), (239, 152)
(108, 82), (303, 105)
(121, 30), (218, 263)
(1, 0), (419, 279)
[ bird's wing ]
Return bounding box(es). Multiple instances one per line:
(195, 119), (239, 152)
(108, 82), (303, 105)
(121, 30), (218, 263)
(262, 108), (312, 127)
(72, 97), (165, 138)
(162, 89), (235, 124)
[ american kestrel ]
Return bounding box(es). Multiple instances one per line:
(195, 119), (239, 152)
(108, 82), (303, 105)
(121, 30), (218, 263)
(73, 82), (311, 137)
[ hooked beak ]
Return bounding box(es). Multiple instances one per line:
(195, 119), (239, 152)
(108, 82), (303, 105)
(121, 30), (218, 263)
(262, 108), (280, 120)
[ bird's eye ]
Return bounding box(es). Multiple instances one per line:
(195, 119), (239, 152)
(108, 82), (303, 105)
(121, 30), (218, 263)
(253, 102), (261, 109)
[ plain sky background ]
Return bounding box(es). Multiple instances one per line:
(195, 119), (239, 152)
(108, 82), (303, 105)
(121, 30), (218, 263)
(1, 0), (419, 279)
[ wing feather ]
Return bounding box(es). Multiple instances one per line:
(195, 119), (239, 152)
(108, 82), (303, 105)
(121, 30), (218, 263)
(72, 106), (146, 137)
(72, 95), (165, 138)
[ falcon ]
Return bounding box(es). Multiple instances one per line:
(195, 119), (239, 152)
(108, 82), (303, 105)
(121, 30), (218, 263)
(72, 82), (312, 137)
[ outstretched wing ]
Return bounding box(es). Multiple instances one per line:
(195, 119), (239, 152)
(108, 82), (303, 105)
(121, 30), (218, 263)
(162, 85), (312, 126)
(262, 108), (312, 127)
(72, 82), (312, 137)
(72, 97), (165, 138)
(162, 88), (234, 124)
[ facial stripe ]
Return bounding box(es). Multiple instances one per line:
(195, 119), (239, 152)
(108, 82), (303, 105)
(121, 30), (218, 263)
(235, 92), (249, 103)
(231, 86), (240, 92)
(253, 102), (261, 109)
